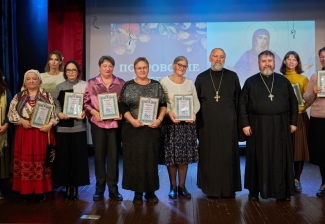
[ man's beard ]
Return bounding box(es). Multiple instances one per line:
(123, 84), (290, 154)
(212, 62), (224, 71)
(260, 68), (274, 76)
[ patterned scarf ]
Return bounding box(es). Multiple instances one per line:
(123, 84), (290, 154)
(16, 87), (50, 118)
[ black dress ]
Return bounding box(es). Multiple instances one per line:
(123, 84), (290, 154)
(119, 80), (166, 192)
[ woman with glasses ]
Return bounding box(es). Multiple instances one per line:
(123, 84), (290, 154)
(53, 61), (89, 201)
(119, 57), (166, 204)
(159, 56), (200, 199)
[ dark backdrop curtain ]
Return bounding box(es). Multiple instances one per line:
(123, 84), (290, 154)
(0, 0), (19, 94)
(48, 0), (84, 78)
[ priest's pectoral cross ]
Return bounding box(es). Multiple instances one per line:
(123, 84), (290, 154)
(268, 93), (274, 101)
(214, 91), (220, 102)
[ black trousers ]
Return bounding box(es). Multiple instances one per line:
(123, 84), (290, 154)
(91, 123), (119, 194)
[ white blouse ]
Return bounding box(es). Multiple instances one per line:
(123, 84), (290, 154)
(159, 76), (200, 114)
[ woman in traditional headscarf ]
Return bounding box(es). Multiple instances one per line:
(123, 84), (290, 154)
(8, 69), (58, 202)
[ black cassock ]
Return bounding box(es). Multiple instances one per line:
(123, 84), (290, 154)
(195, 68), (242, 197)
(239, 72), (298, 199)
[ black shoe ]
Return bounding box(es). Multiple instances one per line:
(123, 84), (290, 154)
(168, 186), (177, 199)
(248, 192), (259, 201)
(64, 186), (71, 201)
(144, 192), (158, 203)
(109, 192), (123, 201)
(276, 197), (291, 202)
(72, 187), (79, 201)
(316, 184), (325, 197)
(178, 186), (191, 199)
(93, 192), (104, 201)
(22, 194), (32, 203)
(133, 192), (143, 205)
(35, 194), (46, 202)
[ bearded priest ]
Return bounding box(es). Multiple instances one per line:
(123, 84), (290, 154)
(239, 50), (298, 201)
(195, 48), (242, 198)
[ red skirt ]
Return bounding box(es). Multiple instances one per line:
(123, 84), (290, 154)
(12, 125), (55, 194)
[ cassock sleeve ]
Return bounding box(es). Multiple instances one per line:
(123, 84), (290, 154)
(195, 76), (203, 119)
(195, 76), (202, 138)
(234, 74), (246, 141)
(239, 79), (250, 128)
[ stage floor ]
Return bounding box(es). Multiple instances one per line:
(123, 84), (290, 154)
(0, 156), (324, 224)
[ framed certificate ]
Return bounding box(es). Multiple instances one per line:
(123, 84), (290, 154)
(138, 97), (159, 125)
(292, 83), (304, 107)
(30, 101), (53, 128)
(97, 93), (119, 120)
(63, 92), (84, 118)
(174, 95), (194, 121)
(317, 70), (325, 97)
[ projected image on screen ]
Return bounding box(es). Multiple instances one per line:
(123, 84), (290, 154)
(104, 21), (315, 85)
(207, 21), (315, 85)
(110, 23), (207, 81)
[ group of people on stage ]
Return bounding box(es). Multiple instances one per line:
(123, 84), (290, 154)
(0, 46), (325, 204)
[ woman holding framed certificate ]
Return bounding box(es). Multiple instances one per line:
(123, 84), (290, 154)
(8, 69), (58, 202)
(0, 70), (13, 200)
(53, 61), (89, 201)
(119, 57), (167, 205)
(159, 56), (200, 199)
(281, 51), (310, 193)
(84, 55), (125, 202)
(304, 47), (325, 197)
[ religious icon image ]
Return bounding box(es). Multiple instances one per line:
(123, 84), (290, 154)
(231, 28), (282, 83)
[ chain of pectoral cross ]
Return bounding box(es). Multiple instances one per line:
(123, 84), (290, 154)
(210, 69), (224, 102)
(260, 73), (274, 101)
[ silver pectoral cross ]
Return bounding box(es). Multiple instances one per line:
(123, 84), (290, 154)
(214, 91), (220, 102)
(268, 93), (274, 101)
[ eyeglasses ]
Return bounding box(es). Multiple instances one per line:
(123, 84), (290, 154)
(135, 67), (148, 71)
(320, 56), (325, 59)
(66, 69), (78, 73)
(176, 63), (188, 69)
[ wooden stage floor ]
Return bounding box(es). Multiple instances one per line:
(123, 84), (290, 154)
(0, 156), (325, 224)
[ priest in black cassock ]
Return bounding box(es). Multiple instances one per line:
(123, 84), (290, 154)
(239, 50), (298, 201)
(195, 48), (242, 197)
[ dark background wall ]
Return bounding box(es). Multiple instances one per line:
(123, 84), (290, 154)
(16, 0), (48, 90)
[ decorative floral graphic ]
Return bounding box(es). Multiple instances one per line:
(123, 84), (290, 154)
(177, 30), (190, 40)
(139, 34), (151, 42)
(111, 22), (207, 55)
(195, 23), (207, 29)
